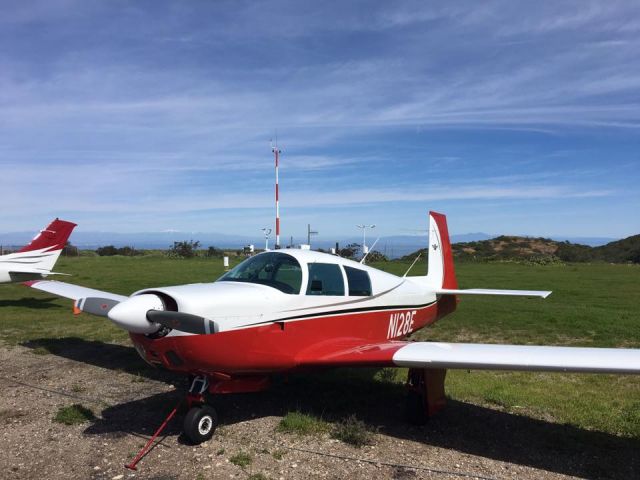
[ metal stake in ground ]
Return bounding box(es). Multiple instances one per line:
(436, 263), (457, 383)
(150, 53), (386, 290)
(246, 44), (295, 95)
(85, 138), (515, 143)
(125, 399), (182, 471)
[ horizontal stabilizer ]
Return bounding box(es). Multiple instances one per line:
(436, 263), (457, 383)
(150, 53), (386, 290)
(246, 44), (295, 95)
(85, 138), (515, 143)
(436, 288), (551, 298)
(393, 342), (640, 374)
(10, 269), (70, 276)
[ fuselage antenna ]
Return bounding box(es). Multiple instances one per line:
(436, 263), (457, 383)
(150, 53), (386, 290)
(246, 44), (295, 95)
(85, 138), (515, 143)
(360, 237), (380, 264)
(271, 138), (281, 249)
(402, 252), (422, 278)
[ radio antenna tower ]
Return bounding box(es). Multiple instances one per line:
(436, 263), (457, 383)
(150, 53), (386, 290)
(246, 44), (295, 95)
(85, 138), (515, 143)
(271, 138), (281, 249)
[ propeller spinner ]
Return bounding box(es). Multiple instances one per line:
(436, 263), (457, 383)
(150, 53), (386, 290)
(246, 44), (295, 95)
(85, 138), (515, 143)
(107, 294), (165, 334)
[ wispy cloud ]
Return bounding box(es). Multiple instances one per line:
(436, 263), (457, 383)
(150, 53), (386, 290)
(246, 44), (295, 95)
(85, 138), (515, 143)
(0, 1), (638, 237)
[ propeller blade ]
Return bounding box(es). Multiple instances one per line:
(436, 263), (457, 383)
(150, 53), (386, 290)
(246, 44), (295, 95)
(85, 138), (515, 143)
(146, 310), (218, 335)
(75, 297), (121, 317)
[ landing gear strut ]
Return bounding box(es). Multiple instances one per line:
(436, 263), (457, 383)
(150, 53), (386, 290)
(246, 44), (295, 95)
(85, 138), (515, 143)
(183, 375), (218, 444)
(405, 368), (447, 425)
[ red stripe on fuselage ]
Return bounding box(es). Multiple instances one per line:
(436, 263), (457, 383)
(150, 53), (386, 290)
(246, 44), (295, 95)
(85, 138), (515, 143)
(131, 299), (453, 376)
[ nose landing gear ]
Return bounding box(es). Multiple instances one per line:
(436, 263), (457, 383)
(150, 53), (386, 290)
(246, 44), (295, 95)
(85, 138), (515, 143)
(183, 375), (218, 444)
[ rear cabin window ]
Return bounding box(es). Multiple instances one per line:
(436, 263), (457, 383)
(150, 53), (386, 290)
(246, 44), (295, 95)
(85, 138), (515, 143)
(344, 266), (372, 296)
(306, 263), (345, 296)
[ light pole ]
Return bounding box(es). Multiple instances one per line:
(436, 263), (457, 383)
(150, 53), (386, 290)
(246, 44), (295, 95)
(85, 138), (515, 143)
(261, 228), (272, 251)
(356, 224), (376, 255)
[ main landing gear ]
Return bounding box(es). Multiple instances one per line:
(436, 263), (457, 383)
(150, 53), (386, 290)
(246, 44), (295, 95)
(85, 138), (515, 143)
(405, 368), (447, 425)
(183, 375), (218, 444)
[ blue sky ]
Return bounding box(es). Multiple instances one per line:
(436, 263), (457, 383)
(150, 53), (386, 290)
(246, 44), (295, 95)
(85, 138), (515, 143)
(1, 1), (639, 241)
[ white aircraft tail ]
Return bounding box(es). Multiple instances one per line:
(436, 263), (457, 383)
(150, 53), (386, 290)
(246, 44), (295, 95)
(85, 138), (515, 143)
(411, 212), (551, 298)
(417, 211), (459, 290)
(0, 219), (77, 283)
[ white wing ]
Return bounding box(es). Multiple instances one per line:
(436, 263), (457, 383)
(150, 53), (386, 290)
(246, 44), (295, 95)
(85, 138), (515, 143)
(26, 280), (127, 302)
(436, 288), (551, 298)
(26, 280), (128, 317)
(393, 342), (640, 374)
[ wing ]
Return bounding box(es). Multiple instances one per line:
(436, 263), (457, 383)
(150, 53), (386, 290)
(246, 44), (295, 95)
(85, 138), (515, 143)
(25, 280), (127, 317)
(297, 340), (640, 374)
(393, 342), (640, 374)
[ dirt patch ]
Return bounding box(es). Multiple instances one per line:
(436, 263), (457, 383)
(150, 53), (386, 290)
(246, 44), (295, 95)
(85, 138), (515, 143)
(0, 343), (637, 479)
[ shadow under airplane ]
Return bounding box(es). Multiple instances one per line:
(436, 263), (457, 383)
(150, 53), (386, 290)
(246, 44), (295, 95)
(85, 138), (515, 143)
(23, 337), (640, 479)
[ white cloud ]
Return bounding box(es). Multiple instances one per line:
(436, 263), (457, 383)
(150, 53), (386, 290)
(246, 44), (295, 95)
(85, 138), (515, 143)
(0, 1), (638, 236)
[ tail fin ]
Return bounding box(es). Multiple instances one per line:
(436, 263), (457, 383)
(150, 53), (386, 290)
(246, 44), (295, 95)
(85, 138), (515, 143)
(18, 219), (77, 254)
(424, 211), (458, 289)
(12, 218), (77, 273)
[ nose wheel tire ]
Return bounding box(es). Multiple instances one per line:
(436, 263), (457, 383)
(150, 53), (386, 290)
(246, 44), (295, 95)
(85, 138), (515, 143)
(183, 405), (218, 444)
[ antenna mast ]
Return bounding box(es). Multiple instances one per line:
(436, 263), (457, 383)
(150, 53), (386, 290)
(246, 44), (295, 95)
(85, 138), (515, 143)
(272, 139), (281, 249)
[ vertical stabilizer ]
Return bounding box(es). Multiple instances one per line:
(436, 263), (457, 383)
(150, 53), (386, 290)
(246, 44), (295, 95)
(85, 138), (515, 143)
(18, 219), (77, 254)
(425, 212), (458, 289)
(0, 219), (77, 283)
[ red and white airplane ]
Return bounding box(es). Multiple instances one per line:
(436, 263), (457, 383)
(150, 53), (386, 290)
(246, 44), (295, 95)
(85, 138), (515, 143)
(0, 219), (77, 284)
(25, 212), (640, 444)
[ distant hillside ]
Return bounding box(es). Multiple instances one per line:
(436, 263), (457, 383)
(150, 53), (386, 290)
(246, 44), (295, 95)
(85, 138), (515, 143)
(402, 234), (640, 264)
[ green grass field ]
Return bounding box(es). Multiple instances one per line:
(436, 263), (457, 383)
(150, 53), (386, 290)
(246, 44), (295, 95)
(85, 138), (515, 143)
(1, 255), (638, 438)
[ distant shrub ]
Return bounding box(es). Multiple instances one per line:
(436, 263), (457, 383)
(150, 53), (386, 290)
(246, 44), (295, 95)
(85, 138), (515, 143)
(365, 250), (388, 262)
(62, 242), (79, 257)
(96, 245), (118, 256)
(337, 243), (360, 259)
(166, 240), (200, 258)
(555, 242), (594, 262)
(96, 245), (141, 256)
(205, 246), (224, 258)
(519, 254), (565, 266)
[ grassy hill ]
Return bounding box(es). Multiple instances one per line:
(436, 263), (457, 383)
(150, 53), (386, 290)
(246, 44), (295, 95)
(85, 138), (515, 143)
(402, 234), (640, 264)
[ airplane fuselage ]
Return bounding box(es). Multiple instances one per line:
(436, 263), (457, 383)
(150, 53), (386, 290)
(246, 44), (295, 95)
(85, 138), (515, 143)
(128, 250), (454, 383)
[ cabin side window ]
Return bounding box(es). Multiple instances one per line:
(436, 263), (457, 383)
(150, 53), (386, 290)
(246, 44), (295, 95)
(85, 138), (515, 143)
(344, 266), (372, 296)
(306, 263), (345, 296)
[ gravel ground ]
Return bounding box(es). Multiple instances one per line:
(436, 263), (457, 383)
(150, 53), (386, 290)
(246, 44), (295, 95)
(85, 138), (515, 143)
(0, 342), (637, 480)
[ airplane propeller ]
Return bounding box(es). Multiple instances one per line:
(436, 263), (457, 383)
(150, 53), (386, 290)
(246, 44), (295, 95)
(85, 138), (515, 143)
(146, 310), (218, 335)
(75, 293), (218, 335)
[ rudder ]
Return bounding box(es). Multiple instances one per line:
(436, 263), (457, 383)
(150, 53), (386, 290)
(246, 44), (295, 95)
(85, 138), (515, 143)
(425, 211), (458, 289)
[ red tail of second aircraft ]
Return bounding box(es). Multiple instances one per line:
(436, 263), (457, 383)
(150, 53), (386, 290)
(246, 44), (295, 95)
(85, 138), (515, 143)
(18, 219), (77, 253)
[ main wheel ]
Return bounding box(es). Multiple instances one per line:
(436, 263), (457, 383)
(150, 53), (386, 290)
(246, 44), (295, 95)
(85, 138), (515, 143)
(183, 405), (218, 444)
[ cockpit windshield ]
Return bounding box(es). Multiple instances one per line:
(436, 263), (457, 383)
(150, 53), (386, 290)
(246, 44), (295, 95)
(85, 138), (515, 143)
(218, 252), (302, 294)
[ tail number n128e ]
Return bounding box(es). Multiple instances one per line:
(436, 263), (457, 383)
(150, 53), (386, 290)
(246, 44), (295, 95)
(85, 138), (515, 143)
(387, 310), (417, 339)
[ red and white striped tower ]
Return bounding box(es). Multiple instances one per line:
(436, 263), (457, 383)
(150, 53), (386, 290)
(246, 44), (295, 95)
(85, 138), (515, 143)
(272, 143), (281, 249)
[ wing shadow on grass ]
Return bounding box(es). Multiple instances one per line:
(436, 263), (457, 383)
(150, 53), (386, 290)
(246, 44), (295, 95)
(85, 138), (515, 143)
(58, 354), (637, 480)
(0, 296), (62, 309)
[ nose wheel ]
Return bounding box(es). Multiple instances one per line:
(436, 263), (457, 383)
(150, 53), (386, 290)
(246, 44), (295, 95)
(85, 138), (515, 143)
(183, 375), (218, 444)
(183, 404), (218, 444)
